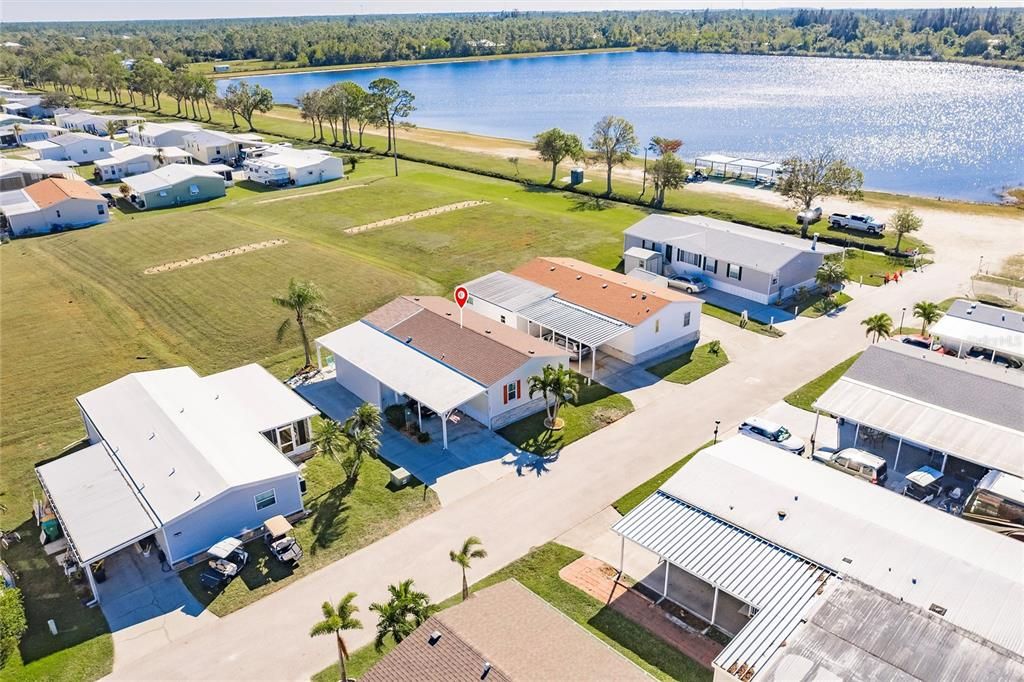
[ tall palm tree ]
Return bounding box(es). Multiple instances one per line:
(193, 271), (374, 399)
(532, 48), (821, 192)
(861, 313), (894, 343)
(369, 579), (437, 651)
(527, 364), (580, 431)
(344, 427), (380, 482)
(105, 120), (119, 139)
(815, 260), (849, 303)
(449, 536), (487, 602)
(309, 593), (362, 682)
(344, 402), (382, 440)
(313, 417), (347, 465)
(913, 300), (942, 336)
(11, 122), (23, 144)
(273, 279), (332, 368)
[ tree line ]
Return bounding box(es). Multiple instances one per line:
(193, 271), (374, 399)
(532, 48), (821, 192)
(1, 8), (1021, 74)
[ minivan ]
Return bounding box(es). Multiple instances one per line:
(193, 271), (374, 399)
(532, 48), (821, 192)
(738, 417), (806, 455)
(815, 448), (888, 484)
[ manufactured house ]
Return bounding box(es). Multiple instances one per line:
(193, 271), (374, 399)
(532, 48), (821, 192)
(182, 129), (263, 164)
(34, 363), (318, 600)
(54, 109), (145, 135)
(121, 164), (226, 210)
(463, 257), (702, 370)
(242, 145), (344, 187)
(1, 95), (50, 119)
(316, 296), (569, 447)
(929, 299), (1024, 365)
(363, 580), (649, 681)
(213, 64), (231, 73)
(0, 122), (63, 147)
(24, 132), (123, 162)
(813, 341), (1024, 484)
(0, 158), (80, 190)
(127, 120), (202, 148)
(624, 214), (842, 304)
(614, 438), (1024, 682)
(0, 178), (109, 237)
(93, 145), (192, 181)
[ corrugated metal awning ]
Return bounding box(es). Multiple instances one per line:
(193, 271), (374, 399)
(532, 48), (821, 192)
(517, 297), (630, 349)
(930, 315), (1024, 360)
(814, 377), (1024, 477)
(614, 490), (836, 680)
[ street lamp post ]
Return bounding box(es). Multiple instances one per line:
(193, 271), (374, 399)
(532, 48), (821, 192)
(714, 420), (721, 444)
(899, 306), (907, 333)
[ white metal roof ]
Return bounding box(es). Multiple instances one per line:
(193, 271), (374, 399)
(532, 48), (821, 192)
(930, 313), (1024, 360)
(655, 438), (1024, 658)
(728, 158), (772, 168)
(695, 154), (739, 164)
(36, 442), (159, 564)
(316, 321), (486, 415)
(623, 246), (660, 260)
(463, 271), (556, 312)
(122, 164), (223, 193)
(203, 363), (318, 433)
(517, 296), (630, 349)
(76, 367), (299, 524)
(613, 490), (836, 678)
(0, 188), (37, 217)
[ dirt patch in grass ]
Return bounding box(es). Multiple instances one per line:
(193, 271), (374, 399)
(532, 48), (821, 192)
(344, 200), (489, 234)
(143, 239), (288, 274)
(254, 183), (366, 204)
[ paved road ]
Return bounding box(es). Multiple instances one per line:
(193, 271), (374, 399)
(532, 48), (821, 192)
(106, 257), (980, 680)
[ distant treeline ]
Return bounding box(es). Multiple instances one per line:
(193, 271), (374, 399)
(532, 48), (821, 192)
(2, 9), (1022, 72)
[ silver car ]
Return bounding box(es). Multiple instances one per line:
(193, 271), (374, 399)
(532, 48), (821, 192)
(669, 273), (707, 294)
(738, 417), (806, 455)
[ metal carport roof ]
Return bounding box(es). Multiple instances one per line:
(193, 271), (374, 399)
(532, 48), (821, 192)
(929, 314), (1024, 360)
(516, 297), (630, 349)
(316, 321), (486, 416)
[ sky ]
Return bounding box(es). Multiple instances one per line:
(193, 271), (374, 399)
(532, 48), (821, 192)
(3, 1), (1020, 24)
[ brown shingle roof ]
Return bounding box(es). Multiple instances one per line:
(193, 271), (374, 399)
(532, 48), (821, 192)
(363, 296), (565, 386)
(363, 580), (651, 682)
(24, 178), (103, 209)
(511, 257), (695, 325)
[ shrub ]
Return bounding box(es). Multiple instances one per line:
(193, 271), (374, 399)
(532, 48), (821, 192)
(708, 339), (721, 355)
(384, 405), (406, 430)
(0, 587), (28, 670)
(416, 431), (430, 443)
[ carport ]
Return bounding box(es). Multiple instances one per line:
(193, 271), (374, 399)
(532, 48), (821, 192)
(516, 297), (630, 378)
(693, 154), (739, 177)
(35, 442), (160, 605)
(315, 322), (486, 449)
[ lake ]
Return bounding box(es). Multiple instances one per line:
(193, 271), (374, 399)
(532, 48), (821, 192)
(221, 51), (1024, 202)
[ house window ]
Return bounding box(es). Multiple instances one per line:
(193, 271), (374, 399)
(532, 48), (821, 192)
(682, 251), (702, 267)
(684, 311), (691, 327)
(99, 146), (105, 152)
(215, 148), (221, 154)
(507, 381), (518, 401)
(503, 379), (521, 404)
(500, 315), (506, 324)
(189, 183), (200, 195)
(703, 257), (718, 274)
(97, 204), (105, 215)
(296, 419), (310, 445)
(664, 245), (673, 263)
(159, 190), (168, 197)
(277, 424), (296, 454)
(655, 319), (660, 333)
(55, 210), (61, 218)
(254, 489), (277, 510)
(727, 263), (743, 281)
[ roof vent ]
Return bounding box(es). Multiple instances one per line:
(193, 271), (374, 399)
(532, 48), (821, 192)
(842, 557), (853, 564)
(929, 603), (947, 616)
(777, 510), (787, 521)
(641, 294), (647, 300)
(194, 490), (201, 501)
(482, 662), (492, 679)
(428, 630), (442, 645)
(485, 329), (491, 334)
(631, 293), (637, 298)
(446, 312), (452, 316)
(168, 467), (175, 476)
(148, 432), (156, 440)
(549, 266), (556, 272)
(528, 350), (535, 355)
(576, 274), (582, 280)
(405, 336), (413, 344)
(602, 283), (608, 289)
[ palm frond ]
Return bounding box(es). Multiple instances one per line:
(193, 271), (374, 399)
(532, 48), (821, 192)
(275, 317), (292, 343)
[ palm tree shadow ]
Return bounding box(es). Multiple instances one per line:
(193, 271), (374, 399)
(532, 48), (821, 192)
(309, 478), (355, 552)
(568, 195), (610, 212)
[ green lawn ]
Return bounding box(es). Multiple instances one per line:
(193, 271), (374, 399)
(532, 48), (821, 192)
(798, 291), (853, 318)
(701, 303), (785, 337)
(311, 543), (710, 682)
(645, 343), (730, 384)
(836, 249), (922, 287)
(613, 442), (714, 515)
(784, 353), (862, 412)
(180, 451), (438, 616)
(497, 375), (634, 455)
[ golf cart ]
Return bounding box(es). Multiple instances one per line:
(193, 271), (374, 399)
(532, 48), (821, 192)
(198, 537), (249, 590)
(903, 466), (944, 503)
(264, 515), (303, 565)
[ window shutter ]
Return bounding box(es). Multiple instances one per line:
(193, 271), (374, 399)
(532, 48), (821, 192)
(737, 266), (742, 281)
(516, 379), (521, 401)
(503, 384), (508, 404)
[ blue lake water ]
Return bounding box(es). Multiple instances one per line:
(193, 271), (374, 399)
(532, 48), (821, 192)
(221, 51), (1024, 202)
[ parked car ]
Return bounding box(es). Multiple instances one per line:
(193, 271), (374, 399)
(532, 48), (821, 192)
(738, 417), (806, 455)
(966, 346), (1023, 370)
(796, 206), (822, 225)
(898, 335), (933, 351)
(199, 537), (249, 590)
(264, 515), (303, 565)
(903, 466), (944, 503)
(828, 213), (885, 234)
(668, 273), (708, 294)
(542, 332), (592, 361)
(813, 448), (888, 484)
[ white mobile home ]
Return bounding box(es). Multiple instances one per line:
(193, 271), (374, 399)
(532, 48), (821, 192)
(127, 121), (202, 148)
(34, 364), (318, 598)
(93, 145), (192, 181)
(182, 129), (263, 165)
(0, 122), (63, 147)
(929, 299), (1024, 365)
(0, 178), (109, 237)
(24, 132), (123, 162)
(54, 110), (145, 135)
(243, 145), (344, 187)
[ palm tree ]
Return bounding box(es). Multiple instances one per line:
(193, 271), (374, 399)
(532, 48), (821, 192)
(815, 260), (849, 304)
(369, 580), (437, 651)
(11, 122), (23, 144)
(344, 402), (382, 440)
(313, 417), (347, 464)
(527, 364), (580, 431)
(309, 593), (362, 682)
(344, 427), (379, 482)
(273, 279), (332, 368)
(449, 536), (487, 602)
(105, 120), (119, 139)
(913, 300), (942, 336)
(861, 313), (894, 343)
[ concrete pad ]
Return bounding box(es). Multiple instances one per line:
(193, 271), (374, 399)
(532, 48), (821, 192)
(757, 400), (838, 452)
(697, 288), (795, 324)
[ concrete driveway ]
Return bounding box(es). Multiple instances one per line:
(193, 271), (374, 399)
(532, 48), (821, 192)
(696, 288), (795, 325)
(98, 548), (213, 668)
(756, 400), (838, 453)
(298, 376), (531, 506)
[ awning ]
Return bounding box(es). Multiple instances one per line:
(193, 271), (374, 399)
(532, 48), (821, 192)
(694, 154), (739, 165)
(728, 158), (771, 168)
(930, 315), (1024, 360)
(316, 322), (486, 416)
(517, 296), (630, 349)
(36, 443), (158, 564)
(814, 378), (1024, 477)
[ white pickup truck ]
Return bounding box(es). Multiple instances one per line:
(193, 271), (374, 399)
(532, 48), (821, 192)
(828, 213), (885, 234)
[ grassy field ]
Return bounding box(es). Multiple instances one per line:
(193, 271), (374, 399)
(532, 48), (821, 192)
(0, 154), (648, 677)
(784, 353), (862, 412)
(497, 375), (635, 455)
(836, 248), (924, 287)
(645, 343), (730, 384)
(613, 442), (714, 515)
(798, 291), (853, 318)
(311, 543), (711, 682)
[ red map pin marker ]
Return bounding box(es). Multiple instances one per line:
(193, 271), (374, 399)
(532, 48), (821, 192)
(454, 286), (468, 308)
